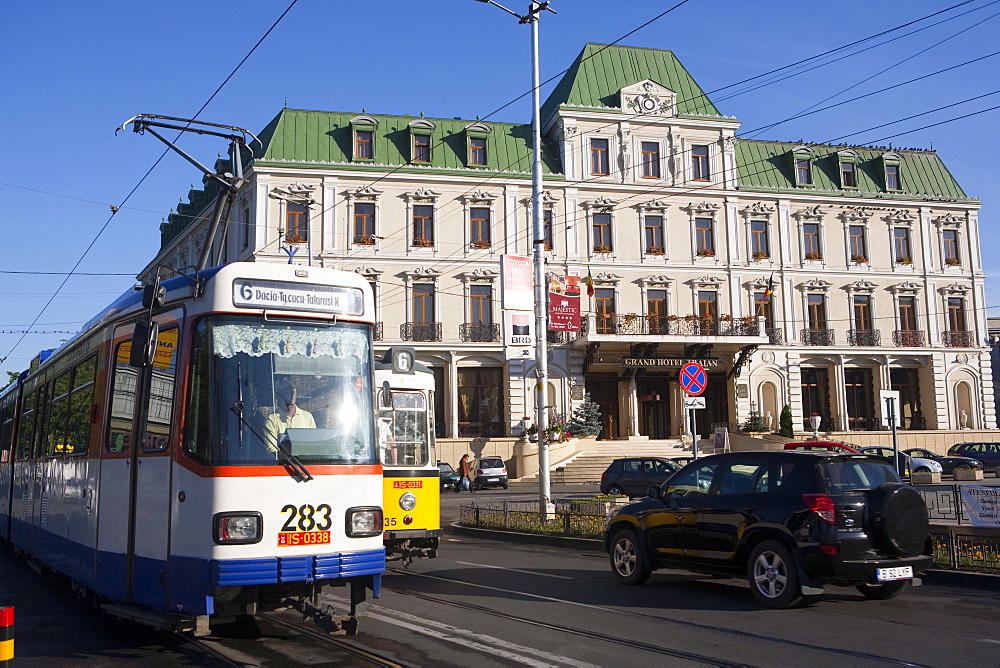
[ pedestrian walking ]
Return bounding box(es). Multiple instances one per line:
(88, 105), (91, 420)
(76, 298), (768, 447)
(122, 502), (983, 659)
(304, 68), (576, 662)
(456, 453), (474, 493)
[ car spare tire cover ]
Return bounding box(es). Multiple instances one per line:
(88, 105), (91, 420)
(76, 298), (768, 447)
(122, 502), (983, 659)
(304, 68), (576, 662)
(868, 483), (929, 557)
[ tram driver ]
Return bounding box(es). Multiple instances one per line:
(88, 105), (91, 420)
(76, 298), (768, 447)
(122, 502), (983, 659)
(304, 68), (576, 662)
(264, 377), (316, 452)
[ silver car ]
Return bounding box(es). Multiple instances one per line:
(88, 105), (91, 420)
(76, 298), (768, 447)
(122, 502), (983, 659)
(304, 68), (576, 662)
(473, 456), (509, 490)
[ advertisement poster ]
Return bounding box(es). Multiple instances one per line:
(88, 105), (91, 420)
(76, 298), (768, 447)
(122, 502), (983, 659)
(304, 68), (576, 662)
(501, 255), (533, 311)
(959, 485), (1000, 527)
(502, 310), (534, 360)
(548, 274), (581, 331)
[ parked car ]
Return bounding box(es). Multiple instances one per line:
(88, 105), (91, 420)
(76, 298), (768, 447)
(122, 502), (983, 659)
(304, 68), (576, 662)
(604, 451), (932, 609)
(946, 442), (1000, 476)
(784, 440), (859, 453)
(600, 457), (681, 498)
(438, 461), (460, 491)
(473, 456), (509, 490)
(860, 447), (943, 475)
(670, 456), (697, 468)
(901, 448), (983, 475)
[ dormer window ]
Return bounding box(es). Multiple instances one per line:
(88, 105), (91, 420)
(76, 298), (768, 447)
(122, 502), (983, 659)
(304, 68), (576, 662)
(792, 145), (814, 186)
(349, 115), (379, 161)
(465, 122), (491, 167)
(881, 152), (902, 190)
(408, 119), (436, 164)
(838, 149), (859, 188)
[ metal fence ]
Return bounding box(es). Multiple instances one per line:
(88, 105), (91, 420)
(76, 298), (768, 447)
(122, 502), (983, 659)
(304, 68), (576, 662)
(460, 501), (611, 539)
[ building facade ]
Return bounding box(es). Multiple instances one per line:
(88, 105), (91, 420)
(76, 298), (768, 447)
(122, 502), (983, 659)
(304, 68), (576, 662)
(140, 43), (994, 443)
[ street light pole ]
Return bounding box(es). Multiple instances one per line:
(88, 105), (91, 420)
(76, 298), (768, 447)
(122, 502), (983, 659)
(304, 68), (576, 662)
(475, 0), (556, 514)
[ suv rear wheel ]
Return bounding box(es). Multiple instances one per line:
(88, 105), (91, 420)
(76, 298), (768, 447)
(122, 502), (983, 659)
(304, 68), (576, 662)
(747, 540), (803, 609)
(856, 580), (909, 600)
(610, 529), (651, 585)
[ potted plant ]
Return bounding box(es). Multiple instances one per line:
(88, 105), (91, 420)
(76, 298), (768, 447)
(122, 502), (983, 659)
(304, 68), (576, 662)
(355, 235), (376, 245)
(850, 254), (867, 264)
(470, 240), (492, 249)
(412, 238), (434, 248)
(593, 244), (613, 254)
(804, 252), (822, 261)
(778, 404), (794, 438)
(752, 251), (769, 261)
(895, 256), (912, 265)
(696, 248), (715, 257)
(645, 246), (665, 255)
(285, 234), (307, 244)
(946, 256), (961, 267)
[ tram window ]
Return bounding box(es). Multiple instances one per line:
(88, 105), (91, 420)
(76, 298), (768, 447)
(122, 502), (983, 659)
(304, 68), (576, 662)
(17, 390), (37, 460)
(0, 401), (13, 463)
(107, 341), (136, 453)
(46, 371), (72, 457)
(378, 390), (429, 467)
(33, 382), (51, 459)
(143, 327), (177, 452)
(68, 355), (97, 455)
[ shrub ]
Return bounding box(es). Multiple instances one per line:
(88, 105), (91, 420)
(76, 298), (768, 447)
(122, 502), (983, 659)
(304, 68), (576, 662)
(568, 393), (602, 437)
(779, 404), (794, 438)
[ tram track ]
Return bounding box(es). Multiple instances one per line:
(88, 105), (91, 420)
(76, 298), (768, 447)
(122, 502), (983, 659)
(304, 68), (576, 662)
(385, 567), (926, 667)
(257, 612), (406, 667)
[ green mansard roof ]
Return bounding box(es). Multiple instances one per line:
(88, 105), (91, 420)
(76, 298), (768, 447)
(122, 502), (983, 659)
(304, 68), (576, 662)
(252, 108), (563, 177)
(541, 43), (723, 124)
(735, 139), (974, 202)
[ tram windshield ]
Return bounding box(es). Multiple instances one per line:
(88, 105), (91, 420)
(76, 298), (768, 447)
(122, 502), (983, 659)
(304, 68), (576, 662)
(186, 316), (376, 466)
(378, 390), (430, 467)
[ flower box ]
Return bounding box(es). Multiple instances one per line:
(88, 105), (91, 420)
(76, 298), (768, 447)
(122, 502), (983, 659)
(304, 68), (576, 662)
(850, 254), (867, 264)
(593, 245), (613, 254)
(945, 257), (961, 267)
(412, 238), (434, 248)
(285, 235), (307, 244)
(470, 241), (492, 250)
(354, 236), (376, 245)
(895, 256), (912, 265)
(696, 248), (715, 257)
(804, 253), (822, 261)
(645, 246), (665, 255)
(752, 251), (769, 261)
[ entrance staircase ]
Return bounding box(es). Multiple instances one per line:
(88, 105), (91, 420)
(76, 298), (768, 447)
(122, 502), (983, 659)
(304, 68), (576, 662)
(511, 439), (692, 487)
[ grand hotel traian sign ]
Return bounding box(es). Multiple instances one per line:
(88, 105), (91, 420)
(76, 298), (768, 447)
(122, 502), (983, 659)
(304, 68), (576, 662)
(621, 357), (721, 368)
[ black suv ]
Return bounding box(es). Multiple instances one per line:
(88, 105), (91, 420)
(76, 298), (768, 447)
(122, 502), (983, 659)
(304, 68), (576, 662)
(600, 457), (680, 498)
(604, 451), (932, 609)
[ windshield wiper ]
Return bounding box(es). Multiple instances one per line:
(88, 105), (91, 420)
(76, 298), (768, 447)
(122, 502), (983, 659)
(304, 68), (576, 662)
(228, 404), (313, 482)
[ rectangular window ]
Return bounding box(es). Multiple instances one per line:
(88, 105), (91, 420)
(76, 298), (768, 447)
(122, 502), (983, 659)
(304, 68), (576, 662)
(641, 141), (660, 178)
(803, 223), (821, 259)
(353, 203), (375, 243)
(807, 294), (827, 329)
(470, 207), (491, 246)
(413, 134), (431, 163)
(47, 371), (71, 457)
(644, 215), (664, 254)
(849, 225), (867, 261)
(647, 289), (668, 333)
(590, 138), (609, 176)
(144, 329), (176, 452)
(841, 161), (857, 187)
(943, 229), (959, 264)
(796, 159), (812, 185)
(17, 391), (37, 460)
(886, 164), (900, 190)
(698, 291), (718, 319)
(355, 130), (374, 159)
(898, 296), (917, 331)
(412, 205), (434, 246)
(753, 292), (775, 328)
(542, 209), (553, 250)
(592, 212), (612, 252)
(469, 137), (487, 165)
(457, 367), (504, 438)
(695, 217), (714, 255)
(412, 284), (435, 325)
(108, 342), (136, 453)
(285, 202), (309, 243)
(750, 220), (769, 258)
(469, 285), (492, 325)
(853, 294), (873, 331)
(691, 145), (710, 180)
(947, 297), (966, 332)
(893, 227), (911, 262)
(595, 288), (616, 334)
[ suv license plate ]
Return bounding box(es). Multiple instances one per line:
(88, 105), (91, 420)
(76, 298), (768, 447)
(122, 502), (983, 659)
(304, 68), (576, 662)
(876, 566), (913, 581)
(487, 477), (499, 482)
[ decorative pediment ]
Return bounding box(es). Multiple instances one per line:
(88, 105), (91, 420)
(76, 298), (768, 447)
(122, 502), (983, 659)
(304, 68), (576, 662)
(459, 269), (499, 283)
(847, 279), (878, 294)
(793, 205), (824, 220)
(584, 196), (619, 212)
(683, 202), (721, 215)
(620, 80), (676, 117)
(939, 283), (970, 295)
(592, 272), (622, 285)
(748, 277), (776, 290)
(638, 199), (671, 212)
(354, 266), (383, 279)
(522, 190), (561, 207)
(463, 190), (497, 204)
(802, 279), (832, 292)
(691, 275), (724, 289)
(404, 188), (440, 202)
(407, 118), (436, 132)
(742, 202), (776, 218)
(403, 267), (443, 282)
(349, 115), (378, 127)
(884, 209), (916, 225)
(890, 281), (922, 295)
(639, 275), (674, 287)
(269, 183), (316, 202)
(841, 206), (875, 223)
(934, 213), (966, 227)
(347, 185), (382, 201)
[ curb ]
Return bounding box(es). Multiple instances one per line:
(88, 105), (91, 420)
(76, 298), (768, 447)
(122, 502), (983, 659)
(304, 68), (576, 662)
(449, 523), (1000, 590)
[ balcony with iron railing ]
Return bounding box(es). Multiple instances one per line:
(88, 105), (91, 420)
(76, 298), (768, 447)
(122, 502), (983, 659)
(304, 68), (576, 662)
(584, 314), (764, 338)
(893, 329), (925, 347)
(943, 330), (975, 347)
(401, 322), (442, 342)
(847, 329), (881, 346)
(765, 327), (784, 345)
(459, 323), (501, 342)
(801, 328), (835, 346)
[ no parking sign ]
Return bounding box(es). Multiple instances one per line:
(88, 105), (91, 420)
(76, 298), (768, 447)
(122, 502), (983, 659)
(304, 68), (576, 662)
(679, 362), (707, 396)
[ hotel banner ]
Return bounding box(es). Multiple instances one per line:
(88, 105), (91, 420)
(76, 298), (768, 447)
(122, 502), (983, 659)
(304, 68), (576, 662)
(548, 275), (581, 331)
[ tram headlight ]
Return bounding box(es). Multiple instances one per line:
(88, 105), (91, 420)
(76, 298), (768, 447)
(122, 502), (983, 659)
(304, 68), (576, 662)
(399, 492), (417, 511)
(346, 506), (383, 538)
(214, 512), (263, 545)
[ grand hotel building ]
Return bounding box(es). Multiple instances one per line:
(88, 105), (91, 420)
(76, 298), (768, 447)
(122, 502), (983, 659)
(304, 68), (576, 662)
(140, 43), (994, 445)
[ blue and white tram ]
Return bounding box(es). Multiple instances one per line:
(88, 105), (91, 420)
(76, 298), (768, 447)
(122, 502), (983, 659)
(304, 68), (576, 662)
(0, 262), (384, 632)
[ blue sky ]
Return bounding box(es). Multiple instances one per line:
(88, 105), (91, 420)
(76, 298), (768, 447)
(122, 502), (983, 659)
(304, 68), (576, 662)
(2, 0), (998, 377)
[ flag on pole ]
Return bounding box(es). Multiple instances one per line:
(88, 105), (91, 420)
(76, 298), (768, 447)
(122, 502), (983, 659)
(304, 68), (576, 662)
(584, 270), (595, 297)
(763, 273), (775, 302)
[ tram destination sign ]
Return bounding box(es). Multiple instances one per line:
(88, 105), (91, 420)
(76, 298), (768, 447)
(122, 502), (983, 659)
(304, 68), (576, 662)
(233, 279), (364, 315)
(621, 357), (720, 368)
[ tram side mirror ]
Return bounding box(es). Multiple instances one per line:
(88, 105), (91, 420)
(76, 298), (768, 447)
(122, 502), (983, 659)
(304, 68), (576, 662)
(381, 381), (393, 409)
(142, 284), (166, 309)
(130, 320), (159, 368)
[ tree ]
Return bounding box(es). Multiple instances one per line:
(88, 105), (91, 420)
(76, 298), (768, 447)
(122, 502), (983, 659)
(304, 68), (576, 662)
(743, 406), (767, 432)
(568, 393), (602, 437)
(779, 404), (794, 438)
(1, 371), (19, 391)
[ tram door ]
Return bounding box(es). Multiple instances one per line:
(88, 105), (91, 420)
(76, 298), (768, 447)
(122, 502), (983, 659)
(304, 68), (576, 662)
(96, 321), (177, 608)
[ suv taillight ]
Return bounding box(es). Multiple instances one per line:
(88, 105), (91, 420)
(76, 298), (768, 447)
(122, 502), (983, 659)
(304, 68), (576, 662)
(802, 493), (836, 524)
